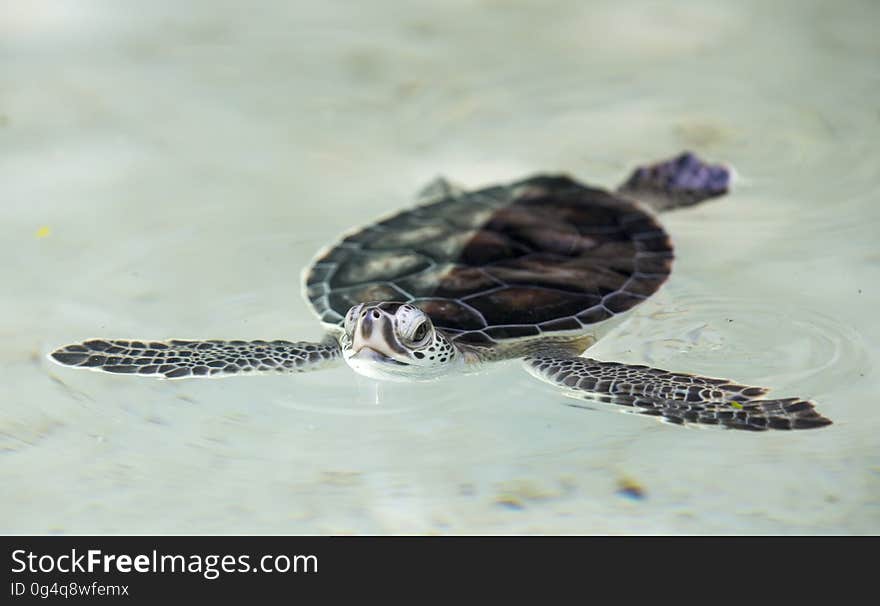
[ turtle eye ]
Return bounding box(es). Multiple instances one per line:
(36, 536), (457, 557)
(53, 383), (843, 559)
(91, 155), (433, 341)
(411, 322), (429, 344)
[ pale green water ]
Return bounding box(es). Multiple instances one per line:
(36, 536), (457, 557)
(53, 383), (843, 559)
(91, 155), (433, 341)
(1, 0), (878, 533)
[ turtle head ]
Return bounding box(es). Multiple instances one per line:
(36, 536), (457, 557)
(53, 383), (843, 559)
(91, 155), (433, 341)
(340, 302), (459, 381)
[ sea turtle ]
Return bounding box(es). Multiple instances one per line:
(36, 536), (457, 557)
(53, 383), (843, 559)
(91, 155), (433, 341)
(50, 152), (832, 430)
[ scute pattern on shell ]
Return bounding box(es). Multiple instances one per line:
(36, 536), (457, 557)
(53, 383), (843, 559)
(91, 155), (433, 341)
(306, 175), (673, 346)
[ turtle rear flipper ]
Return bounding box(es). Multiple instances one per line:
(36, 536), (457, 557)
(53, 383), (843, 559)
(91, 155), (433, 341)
(524, 355), (832, 431)
(617, 151), (732, 212)
(50, 336), (341, 379)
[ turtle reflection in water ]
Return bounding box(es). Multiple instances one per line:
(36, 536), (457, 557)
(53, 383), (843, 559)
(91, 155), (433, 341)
(51, 152), (831, 431)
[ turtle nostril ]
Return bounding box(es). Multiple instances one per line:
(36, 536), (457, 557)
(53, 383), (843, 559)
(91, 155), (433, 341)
(372, 310), (380, 319)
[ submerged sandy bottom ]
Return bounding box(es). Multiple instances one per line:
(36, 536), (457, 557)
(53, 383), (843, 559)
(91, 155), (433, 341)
(2, 0), (878, 533)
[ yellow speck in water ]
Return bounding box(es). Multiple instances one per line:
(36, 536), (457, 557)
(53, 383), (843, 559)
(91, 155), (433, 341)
(494, 496), (525, 510)
(35, 226), (51, 238)
(730, 401), (744, 410)
(616, 477), (646, 500)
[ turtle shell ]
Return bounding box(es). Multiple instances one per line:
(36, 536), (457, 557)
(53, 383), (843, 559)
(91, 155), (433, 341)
(305, 175), (673, 346)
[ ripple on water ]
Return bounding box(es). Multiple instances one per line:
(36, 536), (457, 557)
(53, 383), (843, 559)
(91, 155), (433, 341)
(598, 290), (870, 400)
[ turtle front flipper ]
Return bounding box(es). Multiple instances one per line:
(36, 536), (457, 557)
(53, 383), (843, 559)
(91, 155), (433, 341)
(49, 335), (342, 379)
(524, 355), (832, 431)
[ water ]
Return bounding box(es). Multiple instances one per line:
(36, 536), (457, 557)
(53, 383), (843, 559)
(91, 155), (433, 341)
(2, 0), (878, 533)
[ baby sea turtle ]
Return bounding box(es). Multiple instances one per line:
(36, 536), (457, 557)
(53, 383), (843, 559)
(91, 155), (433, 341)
(50, 152), (831, 430)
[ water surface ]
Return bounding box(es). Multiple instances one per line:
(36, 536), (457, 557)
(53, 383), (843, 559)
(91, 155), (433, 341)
(1, 0), (878, 533)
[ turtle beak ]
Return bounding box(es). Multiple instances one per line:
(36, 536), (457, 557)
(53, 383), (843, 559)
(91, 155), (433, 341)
(350, 346), (405, 366)
(350, 309), (407, 364)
